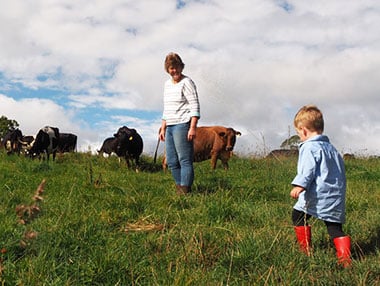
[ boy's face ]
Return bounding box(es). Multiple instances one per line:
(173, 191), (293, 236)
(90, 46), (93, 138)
(295, 124), (320, 142)
(295, 125), (307, 142)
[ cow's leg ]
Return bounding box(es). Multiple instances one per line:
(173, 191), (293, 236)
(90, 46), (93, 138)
(210, 150), (218, 169)
(134, 155), (140, 173)
(12, 141), (18, 154)
(220, 151), (231, 170)
(221, 159), (229, 170)
(162, 156), (168, 172)
(124, 156), (131, 169)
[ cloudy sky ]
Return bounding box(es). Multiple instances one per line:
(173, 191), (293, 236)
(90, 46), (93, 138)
(1, 0), (379, 157)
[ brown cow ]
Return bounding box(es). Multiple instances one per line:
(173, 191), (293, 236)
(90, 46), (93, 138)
(156, 126), (241, 170)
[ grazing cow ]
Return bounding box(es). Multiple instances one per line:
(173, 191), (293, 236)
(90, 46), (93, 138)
(193, 126), (241, 170)
(29, 126), (60, 161)
(113, 126), (143, 171)
(19, 135), (35, 155)
(156, 126), (241, 170)
(266, 149), (299, 159)
(97, 137), (119, 157)
(2, 128), (23, 154)
(57, 133), (77, 153)
(343, 153), (355, 160)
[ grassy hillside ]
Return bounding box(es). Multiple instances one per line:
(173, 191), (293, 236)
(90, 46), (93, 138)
(0, 151), (379, 285)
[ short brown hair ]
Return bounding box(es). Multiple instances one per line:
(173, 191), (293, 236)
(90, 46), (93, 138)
(164, 52), (185, 72)
(294, 105), (324, 133)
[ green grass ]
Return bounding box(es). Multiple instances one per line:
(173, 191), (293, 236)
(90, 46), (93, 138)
(0, 151), (379, 285)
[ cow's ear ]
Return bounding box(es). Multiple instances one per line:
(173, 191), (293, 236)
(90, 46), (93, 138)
(129, 136), (133, 141)
(236, 131), (242, 137)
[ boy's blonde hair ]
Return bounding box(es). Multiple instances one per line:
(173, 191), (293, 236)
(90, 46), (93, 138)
(294, 105), (324, 133)
(164, 52), (185, 72)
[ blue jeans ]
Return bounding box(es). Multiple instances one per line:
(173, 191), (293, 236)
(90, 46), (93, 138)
(165, 122), (194, 187)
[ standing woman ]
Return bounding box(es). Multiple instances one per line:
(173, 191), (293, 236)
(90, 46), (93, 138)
(159, 53), (200, 195)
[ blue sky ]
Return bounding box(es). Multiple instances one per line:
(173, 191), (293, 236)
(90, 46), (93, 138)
(1, 0), (380, 156)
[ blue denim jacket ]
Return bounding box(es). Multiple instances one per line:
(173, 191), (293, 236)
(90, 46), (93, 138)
(292, 135), (346, 223)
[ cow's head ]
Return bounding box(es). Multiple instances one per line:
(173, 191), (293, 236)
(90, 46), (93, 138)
(4, 128), (23, 153)
(28, 130), (46, 155)
(114, 126), (136, 140)
(218, 128), (241, 151)
(114, 126), (137, 152)
(18, 137), (35, 149)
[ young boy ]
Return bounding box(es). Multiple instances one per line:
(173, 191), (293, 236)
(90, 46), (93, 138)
(290, 105), (351, 268)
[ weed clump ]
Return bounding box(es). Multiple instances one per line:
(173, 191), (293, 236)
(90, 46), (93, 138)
(15, 179), (46, 248)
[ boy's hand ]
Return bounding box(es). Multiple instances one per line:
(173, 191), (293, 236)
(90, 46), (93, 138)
(290, 186), (305, 199)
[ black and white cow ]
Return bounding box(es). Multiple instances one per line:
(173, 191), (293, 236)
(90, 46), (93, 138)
(29, 126), (60, 161)
(57, 133), (77, 153)
(2, 128), (23, 154)
(97, 137), (118, 157)
(114, 126), (143, 171)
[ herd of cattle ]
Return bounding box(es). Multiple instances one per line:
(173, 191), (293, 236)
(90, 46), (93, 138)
(1, 126), (77, 161)
(1, 125), (243, 170)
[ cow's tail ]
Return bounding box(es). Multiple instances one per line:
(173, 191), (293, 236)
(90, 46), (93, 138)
(153, 138), (161, 164)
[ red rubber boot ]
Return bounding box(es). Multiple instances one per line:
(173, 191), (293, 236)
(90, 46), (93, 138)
(294, 226), (312, 256)
(333, 236), (352, 268)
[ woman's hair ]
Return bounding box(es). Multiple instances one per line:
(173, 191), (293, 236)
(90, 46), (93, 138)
(294, 105), (324, 133)
(164, 52), (185, 72)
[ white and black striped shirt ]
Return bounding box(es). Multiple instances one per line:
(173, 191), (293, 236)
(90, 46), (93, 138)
(162, 76), (200, 125)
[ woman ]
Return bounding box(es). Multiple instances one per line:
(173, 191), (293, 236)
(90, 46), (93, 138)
(159, 53), (200, 195)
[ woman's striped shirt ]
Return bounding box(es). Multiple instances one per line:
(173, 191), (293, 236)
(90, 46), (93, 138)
(162, 76), (200, 126)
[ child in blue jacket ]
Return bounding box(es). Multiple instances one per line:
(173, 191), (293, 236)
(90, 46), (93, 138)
(290, 105), (351, 268)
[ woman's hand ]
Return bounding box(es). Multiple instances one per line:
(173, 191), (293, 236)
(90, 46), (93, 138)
(159, 122), (166, 142)
(187, 127), (196, 141)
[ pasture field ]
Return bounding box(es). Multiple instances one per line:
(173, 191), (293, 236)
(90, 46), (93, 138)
(0, 151), (379, 285)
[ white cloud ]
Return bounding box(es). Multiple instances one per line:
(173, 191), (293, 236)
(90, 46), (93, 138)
(0, 94), (73, 132)
(1, 0), (380, 157)
(68, 92), (139, 110)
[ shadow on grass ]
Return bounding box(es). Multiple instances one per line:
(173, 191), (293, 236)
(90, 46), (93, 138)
(138, 161), (164, 173)
(32, 161), (52, 172)
(194, 177), (235, 195)
(354, 225), (380, 259)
